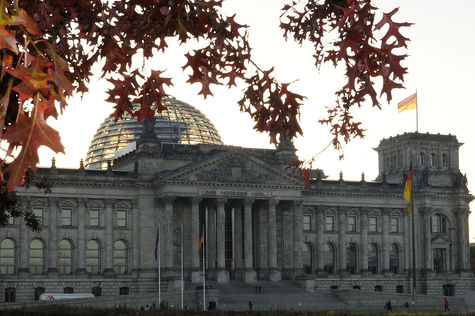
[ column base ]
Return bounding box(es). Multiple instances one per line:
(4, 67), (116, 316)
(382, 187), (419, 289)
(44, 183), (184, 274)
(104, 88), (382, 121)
(422, 269), (435, 278)
(244, 269), (257, 283)
(76, 268), (89, 279)
(103, 268), (117, 278)
(191, 270), (203, 283)
(268, 269), (281, 281)
(338, 269), (350, 278)
(217, 269), (230, 283)
(47, 268), (59, 278)
(18, 268), (30, 278)
(382, 269), (392, 277)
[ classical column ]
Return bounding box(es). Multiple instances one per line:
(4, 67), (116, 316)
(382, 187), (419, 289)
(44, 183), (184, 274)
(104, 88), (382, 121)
(207, 202), (216, 269)
(48, 198), (59, 275)
(243, 198), (256, 283)
(360, 209), (369, 274)
(315, 207), (324, 273)
(131, 199), (140, 276)
(234, 206), (243, 270)
(422, 207), (432, 272)
(18, 199), (29, 276)
(382, 210), (390, 273)
(338, 209), (347, 274)
(268, 198), (280, 281)
(104, 199), (114, 275)
(293, 200), (303, 276)
(76, 199), (87, 276)
(457, 208), (469, 271)
(191, 197), (201, 282)
(164, 196), (175, 269)
(216, 198), (229, 283)
(404, 212), (411, 273)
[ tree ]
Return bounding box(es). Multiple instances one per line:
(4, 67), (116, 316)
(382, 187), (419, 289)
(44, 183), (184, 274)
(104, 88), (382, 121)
(0, 0), (411, 229)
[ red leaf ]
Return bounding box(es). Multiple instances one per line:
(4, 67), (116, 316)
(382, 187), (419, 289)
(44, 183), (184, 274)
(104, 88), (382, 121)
(3, 94), (64, 191)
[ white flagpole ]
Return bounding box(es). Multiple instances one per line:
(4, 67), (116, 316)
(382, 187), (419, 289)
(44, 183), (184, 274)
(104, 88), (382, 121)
(158, 227), (161, 305)
(416, 90), (419, 132)
(181, 224), (184, 309)
(203, 223), (206, 311)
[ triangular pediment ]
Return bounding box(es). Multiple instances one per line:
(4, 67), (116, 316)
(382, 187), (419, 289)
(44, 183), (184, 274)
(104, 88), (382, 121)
(431, 235), (450, 245)
(164, 149), (301, 186)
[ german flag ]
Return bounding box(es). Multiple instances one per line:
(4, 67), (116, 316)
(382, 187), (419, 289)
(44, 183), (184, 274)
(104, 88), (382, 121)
(404, 166), (413, 214)
(197, 232), (204, 257)
(398, 93), (417, 113)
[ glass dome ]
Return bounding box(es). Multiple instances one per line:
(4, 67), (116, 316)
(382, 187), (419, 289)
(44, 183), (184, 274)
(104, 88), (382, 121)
(85, 97), (223, 169)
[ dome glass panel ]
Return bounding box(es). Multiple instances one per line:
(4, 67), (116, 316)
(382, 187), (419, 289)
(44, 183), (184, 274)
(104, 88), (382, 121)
(85, 97), (223, 169)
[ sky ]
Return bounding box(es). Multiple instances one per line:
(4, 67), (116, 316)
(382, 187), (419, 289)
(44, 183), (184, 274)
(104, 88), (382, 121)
(37, 1), (475, 238)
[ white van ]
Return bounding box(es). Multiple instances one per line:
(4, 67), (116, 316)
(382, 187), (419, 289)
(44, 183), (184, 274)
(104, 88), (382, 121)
(39, 293), (95, 301)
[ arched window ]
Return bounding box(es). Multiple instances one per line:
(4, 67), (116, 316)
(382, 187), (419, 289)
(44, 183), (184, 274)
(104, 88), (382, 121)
(29, 239), (45, 274)
(58, 239), (72, 274)
(86, 240), (101, 274)
(0, 238), (15, 274)
(113, 240), (128, 274)
(419, 152), (425, 165)
(346, 243), (357, 274)
(323, 243), (335, 274)
(368, 243), (379, 274)
(389, 244), (400, 274)
(431, 214), (447, 233)
(302, 243), (312, 274)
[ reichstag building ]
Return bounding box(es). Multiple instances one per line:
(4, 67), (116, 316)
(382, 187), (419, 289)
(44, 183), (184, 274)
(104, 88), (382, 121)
(1, 97), (473, 303)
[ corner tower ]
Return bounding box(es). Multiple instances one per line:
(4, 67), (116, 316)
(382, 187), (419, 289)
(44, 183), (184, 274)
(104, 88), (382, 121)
(375, 132), (464, 186)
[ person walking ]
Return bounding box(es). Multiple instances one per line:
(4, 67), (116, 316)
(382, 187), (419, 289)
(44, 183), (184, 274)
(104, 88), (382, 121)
(387, 300), (392, 312)
(248, 299), (253, 312)
(444, 298), (450, 312)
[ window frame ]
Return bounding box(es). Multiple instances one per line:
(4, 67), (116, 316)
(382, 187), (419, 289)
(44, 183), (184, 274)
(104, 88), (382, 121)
(369, 216), (378, 232)
(303, 214), (312, 231)
(390, 217), (399, 233)
(29, 239), (45, 275)
(61, 208), (73, 226)
(32, 208), (44, 225)
(325, 215), (335, 232)
(0, 238), (15, 274)
(116, 209), (127, 227)
(347, 215), (357, 232)
(89, 208), (100, 227)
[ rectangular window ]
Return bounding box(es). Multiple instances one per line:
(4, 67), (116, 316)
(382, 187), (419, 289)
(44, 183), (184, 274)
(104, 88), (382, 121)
(325, 216), (334, 231)
(391, 217), (399, 233)
(61, 208), (72, 226)
(369, 217), (378, 232)
(303, 215), (311, 231)
(116, 210), (127, 227)
(7, 216), (14, 225)
(4, 287), (15, 303)
(33, 208), (43, 225)
(347, 215), (356, 232)
(89, 209), (99, 227)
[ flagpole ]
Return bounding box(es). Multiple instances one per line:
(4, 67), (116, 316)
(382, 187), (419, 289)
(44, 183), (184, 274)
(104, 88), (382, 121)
(411, 164), (417, 305)
(415, 91), (419, 132)
(158, 227), (161, 305)
(181, 224), (184, 310)
(202, 223), (206, 311)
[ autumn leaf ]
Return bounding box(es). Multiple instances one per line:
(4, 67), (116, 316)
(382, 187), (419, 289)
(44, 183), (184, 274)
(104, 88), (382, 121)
(3, 94), (64, 191)
(7, 58), (54, 103)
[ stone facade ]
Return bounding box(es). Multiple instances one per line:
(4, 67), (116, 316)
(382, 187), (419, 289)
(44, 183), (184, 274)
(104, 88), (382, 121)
(0, 130), (473, 303)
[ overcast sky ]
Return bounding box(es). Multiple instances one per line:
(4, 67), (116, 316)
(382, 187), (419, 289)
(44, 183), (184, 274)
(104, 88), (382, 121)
(37, 1), (475, 239)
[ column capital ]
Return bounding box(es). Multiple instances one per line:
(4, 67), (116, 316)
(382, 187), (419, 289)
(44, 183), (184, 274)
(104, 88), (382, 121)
(454, 207), (469, 215)
(293, 199), (303, 208)
(268, 198), (279, 209)
(419, 206), (433, 216)
(77, 198), (87, 207)
(162, 195), (176, 204)
(190, 196), (202, 205)
(105, 199), (115, 207)
(244, 198), (254, 208)
(216, 197), (226, 208)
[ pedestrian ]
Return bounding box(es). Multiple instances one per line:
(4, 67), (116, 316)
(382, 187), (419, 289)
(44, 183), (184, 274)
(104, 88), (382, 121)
(145, 304), (150, 311)
(444, 298), (450, 312)
(404, 301), (409, 309)
(387, 300), (392, 312)
(248, 299), (253, 312)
